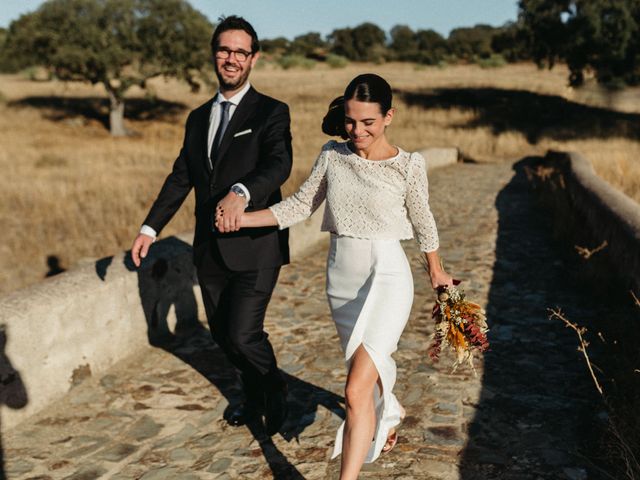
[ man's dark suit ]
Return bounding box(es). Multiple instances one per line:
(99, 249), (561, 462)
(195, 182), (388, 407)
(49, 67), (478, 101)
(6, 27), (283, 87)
(143, 86), (292, 406)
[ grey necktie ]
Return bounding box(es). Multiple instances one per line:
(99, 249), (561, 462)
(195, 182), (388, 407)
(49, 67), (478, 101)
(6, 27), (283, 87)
(210, 101), (231, 170)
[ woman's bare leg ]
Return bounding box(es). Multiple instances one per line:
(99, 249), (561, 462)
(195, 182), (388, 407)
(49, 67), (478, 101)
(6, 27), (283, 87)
(339, 345), (379, 480)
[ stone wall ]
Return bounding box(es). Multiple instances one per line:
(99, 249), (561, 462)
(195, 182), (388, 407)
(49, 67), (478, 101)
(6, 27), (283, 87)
(529, 150), (640, 294)
(0, 233), (202, 430)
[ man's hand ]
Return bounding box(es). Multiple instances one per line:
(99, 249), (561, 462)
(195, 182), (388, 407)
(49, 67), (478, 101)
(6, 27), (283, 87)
(216, 191), (246, 232)
(131, 233), (155, 267)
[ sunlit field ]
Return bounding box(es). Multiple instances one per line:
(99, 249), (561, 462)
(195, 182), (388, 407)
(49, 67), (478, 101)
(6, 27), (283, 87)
(1, 62), (639, 295)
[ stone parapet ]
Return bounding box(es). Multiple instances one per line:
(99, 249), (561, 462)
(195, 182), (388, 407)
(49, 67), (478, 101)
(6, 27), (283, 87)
(0, 232), (202, 430)
(541, 150), (640, 294)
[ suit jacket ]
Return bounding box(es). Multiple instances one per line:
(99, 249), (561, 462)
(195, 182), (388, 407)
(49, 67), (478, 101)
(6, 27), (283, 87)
(143, 87), (292, 270)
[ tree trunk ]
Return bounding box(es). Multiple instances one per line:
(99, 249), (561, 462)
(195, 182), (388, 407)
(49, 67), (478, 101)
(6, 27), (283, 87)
(107, 88), (127, 137)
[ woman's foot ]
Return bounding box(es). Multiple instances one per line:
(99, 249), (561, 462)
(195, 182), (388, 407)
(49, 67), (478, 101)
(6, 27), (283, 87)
(382, 429), (398, 453)
(382, 405), (406, 453)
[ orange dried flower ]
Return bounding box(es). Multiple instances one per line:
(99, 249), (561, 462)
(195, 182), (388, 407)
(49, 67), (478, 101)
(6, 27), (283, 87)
(427, 283), (489, 373)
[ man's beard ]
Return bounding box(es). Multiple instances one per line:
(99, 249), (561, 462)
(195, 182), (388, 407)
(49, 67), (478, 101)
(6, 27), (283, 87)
(215, 65), (252, 91)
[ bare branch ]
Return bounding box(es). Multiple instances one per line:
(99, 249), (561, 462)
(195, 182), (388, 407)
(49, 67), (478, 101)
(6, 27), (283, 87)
(548, 308), (640, 477)
(548, 308), (603, 395)
(630, 290), (640, 308)
(574, 240), (608, 260)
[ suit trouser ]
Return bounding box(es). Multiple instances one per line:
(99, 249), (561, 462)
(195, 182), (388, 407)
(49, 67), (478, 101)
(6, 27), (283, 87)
(196, 240), (285, 401)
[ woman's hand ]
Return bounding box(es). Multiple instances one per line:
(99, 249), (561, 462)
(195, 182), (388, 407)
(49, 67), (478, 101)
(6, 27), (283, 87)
(215, 206), (244, 233)
(423, 250), (455, 290)
(216, 191), (246, 232)
(215, 208), (279, 231)
(429, 269), (454, 290)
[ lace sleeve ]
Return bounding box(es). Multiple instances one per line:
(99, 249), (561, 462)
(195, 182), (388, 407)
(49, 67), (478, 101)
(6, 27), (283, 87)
(269, 146), (329, 229)
(405, 152), (440, 252)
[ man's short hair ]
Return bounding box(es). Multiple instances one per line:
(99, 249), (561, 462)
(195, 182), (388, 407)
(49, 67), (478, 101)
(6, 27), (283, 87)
(210, 15), (260, 56)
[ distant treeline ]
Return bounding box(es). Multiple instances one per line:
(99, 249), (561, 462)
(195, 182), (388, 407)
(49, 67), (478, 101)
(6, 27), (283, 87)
(260, 22), (527, 69)
(262, 0), (640, 91)
(1, 0), (639, 90)
(0, 20), (524, 73)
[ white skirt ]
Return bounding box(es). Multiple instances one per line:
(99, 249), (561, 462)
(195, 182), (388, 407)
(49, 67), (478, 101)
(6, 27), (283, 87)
(327, 234), (414, 463)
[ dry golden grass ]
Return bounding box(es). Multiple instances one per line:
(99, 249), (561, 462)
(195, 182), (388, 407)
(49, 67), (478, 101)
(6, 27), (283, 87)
(1, 62), (639, 295)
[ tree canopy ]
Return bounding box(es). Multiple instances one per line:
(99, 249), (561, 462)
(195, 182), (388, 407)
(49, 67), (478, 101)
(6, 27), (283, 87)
(389, 25), (449, 64)
(290, 32), (327, 59)
(5, 0), (639, 122)
(329, 23), (387, 62)
(448, 24), (499, 60)
(519, 0), (640, 87)
(2, 0), (213, 135)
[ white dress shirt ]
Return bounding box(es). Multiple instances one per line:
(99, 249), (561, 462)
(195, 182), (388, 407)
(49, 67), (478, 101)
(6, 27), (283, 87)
(140, 83), (253, 239)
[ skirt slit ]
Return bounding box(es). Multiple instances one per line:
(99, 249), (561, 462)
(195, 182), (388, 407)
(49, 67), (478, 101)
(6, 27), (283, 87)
(327, 234), (414, 463)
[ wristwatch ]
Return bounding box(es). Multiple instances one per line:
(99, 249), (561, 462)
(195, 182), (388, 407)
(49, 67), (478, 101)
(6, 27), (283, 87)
(230, 185), (246, 198)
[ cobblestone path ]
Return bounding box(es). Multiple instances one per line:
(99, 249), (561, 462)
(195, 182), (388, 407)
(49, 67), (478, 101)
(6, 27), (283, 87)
(4, 161), (607, 479)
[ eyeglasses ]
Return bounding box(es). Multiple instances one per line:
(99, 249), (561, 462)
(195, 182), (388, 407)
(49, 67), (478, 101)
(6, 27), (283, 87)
(215, 47), (253, 62)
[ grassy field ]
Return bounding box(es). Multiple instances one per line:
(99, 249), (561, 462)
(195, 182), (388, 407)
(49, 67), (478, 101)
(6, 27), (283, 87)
(1, 62), (639, 295)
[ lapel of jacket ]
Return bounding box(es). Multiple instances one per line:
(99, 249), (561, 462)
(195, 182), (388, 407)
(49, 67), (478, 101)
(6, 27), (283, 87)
(198, 98), (215, 175)
(212, 87), (260, 177)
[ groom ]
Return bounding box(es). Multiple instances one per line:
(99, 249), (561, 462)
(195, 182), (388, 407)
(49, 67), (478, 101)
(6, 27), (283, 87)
(131, 16), (292, 435)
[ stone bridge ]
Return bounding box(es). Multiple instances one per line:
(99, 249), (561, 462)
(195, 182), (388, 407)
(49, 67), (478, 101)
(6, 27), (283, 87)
(2, 159), (632, 479)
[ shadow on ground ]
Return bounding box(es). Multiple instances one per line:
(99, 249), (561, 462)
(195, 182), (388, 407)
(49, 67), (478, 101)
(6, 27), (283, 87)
(458, 158), (609, 479)
(0, 325), (29, 480)
(398, 87), (640, 144)
(152, 326), (344, 479)
(45, 255), (65, 278)
(97, 240), (344, 479)
(9, 96), (187, 129)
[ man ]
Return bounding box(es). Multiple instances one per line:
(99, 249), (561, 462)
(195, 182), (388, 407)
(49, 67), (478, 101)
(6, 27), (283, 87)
(131, 16), (292, 435)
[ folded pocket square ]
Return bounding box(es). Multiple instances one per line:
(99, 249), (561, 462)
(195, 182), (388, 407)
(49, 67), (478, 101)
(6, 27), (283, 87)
(234, 129), (252, 137)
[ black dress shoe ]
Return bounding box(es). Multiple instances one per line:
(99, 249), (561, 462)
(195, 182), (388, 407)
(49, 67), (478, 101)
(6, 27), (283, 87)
(224, 401), (262, 427)
(264, 388), (288, 435)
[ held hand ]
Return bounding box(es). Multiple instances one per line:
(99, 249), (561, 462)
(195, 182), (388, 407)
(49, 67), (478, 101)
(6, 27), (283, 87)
(131, 233), (155, 267)
(216, 209), (278, 231)
(214, 207), (226, 231)
(216, 192), (246, 232)
(430, 269), (454, 290)
(215, 206), (248, 233)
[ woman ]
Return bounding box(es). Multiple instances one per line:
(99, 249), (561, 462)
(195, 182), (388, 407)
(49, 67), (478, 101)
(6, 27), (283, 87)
(216, 73), (452, 479)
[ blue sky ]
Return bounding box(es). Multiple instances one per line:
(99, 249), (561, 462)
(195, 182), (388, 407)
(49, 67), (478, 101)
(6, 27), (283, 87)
(1, 0), (520, 39)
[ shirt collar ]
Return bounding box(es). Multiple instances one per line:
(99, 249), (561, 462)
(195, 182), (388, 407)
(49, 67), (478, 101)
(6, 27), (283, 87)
(214, 81), (251, 107)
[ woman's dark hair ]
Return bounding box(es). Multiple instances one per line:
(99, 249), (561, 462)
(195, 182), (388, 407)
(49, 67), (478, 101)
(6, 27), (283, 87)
(321, 96), (348, 139)
(344, 73), (392, 113)
(210, 15), (260, 56)
(321, 73), (392, 138)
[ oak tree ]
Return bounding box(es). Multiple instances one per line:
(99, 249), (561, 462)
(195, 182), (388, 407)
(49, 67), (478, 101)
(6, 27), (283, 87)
(3, 0), (213, 135)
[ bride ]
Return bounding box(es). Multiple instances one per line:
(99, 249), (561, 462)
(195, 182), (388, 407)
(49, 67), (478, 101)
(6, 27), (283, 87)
(216, 73), (452, 480)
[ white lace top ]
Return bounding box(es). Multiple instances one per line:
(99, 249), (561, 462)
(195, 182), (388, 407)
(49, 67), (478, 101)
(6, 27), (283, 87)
(270, 140), (439, 252)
